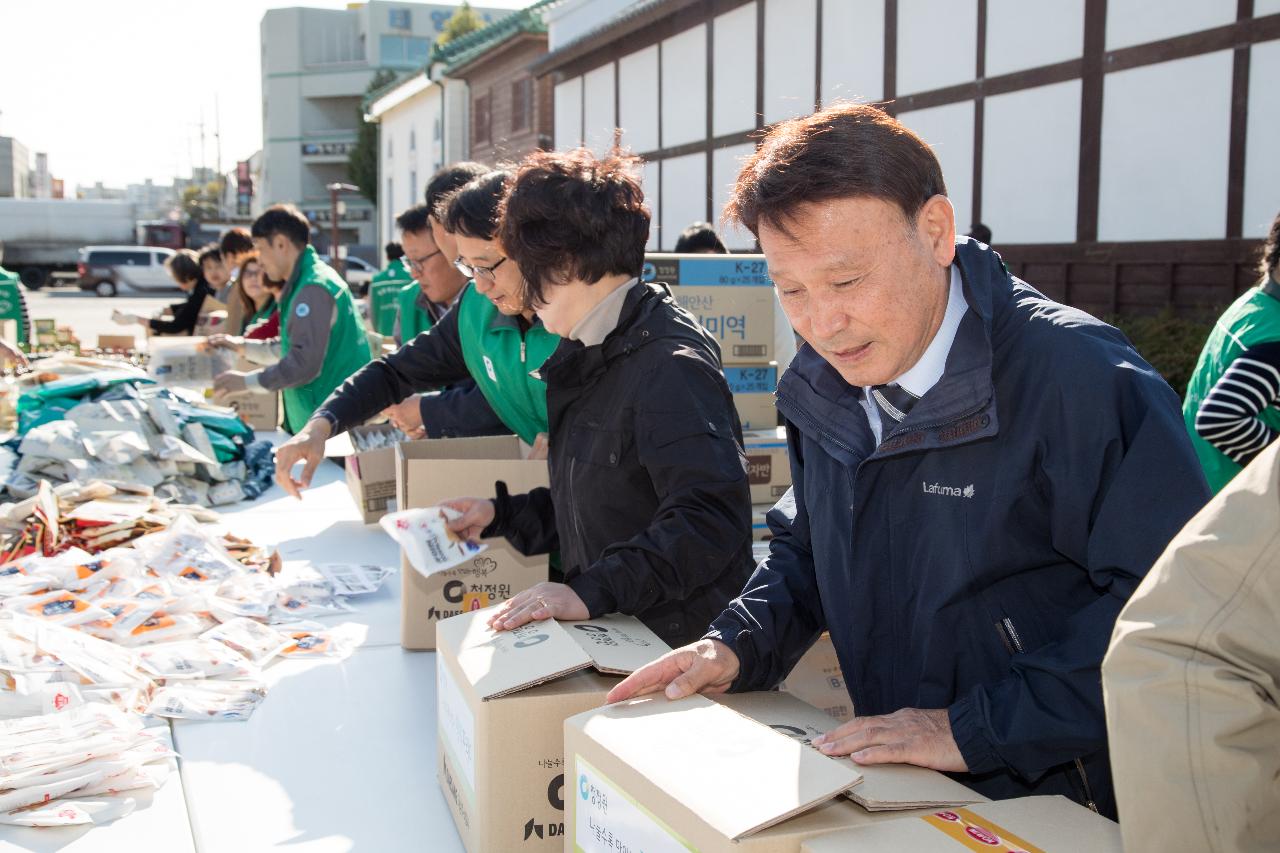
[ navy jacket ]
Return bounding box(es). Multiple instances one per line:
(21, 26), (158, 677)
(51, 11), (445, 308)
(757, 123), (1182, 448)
(706, 238), (1210, 817)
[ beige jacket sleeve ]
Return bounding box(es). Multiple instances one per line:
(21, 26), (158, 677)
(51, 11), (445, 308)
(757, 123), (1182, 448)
(1102, 441), (1280, 853)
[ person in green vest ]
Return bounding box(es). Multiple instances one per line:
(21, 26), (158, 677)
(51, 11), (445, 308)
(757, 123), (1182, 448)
(210, 204), (371, 433)
(0, 252), (28, 365)
(1184, 210), (1280, 493)
(274, 169), (559, 497)
(390, 203), (468, 346)
(366, 242), (412, 337)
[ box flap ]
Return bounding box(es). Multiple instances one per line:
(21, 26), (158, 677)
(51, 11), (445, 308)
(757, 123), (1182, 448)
(801, 796), (1121, 852)
(575, 694), (862, 840)
(438, 610), (670, 700)
(437, 608), (593, 700)
(716, 691), (985, 811)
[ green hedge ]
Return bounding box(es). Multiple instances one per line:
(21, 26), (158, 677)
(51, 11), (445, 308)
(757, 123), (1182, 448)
(1106, 309), (1216, 400)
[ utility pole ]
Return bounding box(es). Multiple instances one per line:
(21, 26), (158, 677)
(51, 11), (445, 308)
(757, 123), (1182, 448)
(326, 182), (359, 278)
(214, 96), (223, 218)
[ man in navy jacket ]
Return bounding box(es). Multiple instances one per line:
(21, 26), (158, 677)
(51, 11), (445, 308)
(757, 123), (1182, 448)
(610, 104), (1210, 818)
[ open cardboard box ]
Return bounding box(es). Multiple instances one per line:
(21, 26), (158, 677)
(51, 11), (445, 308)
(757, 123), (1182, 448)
(326, 423), (404, 524)
(396, 436), (548, 650)
(566, 691), (985, 853)
(801, 795), (1120, 852)
(778, 633), (854, 724)
(436, 609), (670, 852)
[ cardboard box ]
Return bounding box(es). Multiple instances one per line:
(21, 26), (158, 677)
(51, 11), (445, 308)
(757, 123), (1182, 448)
(325, 423), (404, 524)
(436, 610), (670, 852)
(752, 505), (773, 541)
(646, 253), (776, 364)
(397, 436), (549, 650)
(743, 427), (791, 505)
(726, 364), (778, 429)
(567, 694), (888, 853)
(718, 691), (984, 813)
(801, 796), (1120, 852)
(779, 634), (854, 724)
(97, 334), (136, 351)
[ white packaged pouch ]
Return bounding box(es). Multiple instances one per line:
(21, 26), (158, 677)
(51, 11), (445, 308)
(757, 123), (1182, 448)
(379, 505), (487, 577)
(202, 617), (291, 665)
(137, 638), (256, 681)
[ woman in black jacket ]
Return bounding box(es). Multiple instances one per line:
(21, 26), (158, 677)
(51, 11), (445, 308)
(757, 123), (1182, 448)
(446, 148), (754, 648)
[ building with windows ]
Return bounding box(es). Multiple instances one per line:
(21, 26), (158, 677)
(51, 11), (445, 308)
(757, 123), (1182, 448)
(260, 1), (508, 256)
(538, 0), (1280, 317)
(0, 137), (31, 198)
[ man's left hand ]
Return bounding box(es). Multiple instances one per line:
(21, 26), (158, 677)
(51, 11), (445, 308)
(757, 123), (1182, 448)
(213, 370), (250, 397)
(487, 581), (589, 631)
(811, 707), (968, 772)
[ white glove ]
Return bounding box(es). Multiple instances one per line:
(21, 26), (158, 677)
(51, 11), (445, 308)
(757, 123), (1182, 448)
(111, 310), (140, 326)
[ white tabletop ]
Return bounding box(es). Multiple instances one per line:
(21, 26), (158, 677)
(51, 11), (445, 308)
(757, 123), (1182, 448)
(2, 433), (461, 852)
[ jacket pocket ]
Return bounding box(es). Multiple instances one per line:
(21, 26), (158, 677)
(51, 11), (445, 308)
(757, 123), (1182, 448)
(568, 426), (624, 468)
(643, 411), (734, 448)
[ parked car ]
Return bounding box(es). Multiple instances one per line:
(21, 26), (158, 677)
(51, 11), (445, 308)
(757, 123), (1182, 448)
(318, 254), (376, 297)
(77, 246), (179, 297)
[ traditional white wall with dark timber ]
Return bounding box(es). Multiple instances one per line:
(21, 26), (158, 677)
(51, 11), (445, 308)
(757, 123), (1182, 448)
(536, 0), (1280, 317)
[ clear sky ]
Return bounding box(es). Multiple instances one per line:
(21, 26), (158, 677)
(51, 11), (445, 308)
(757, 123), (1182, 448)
(0, 0), (530, 192)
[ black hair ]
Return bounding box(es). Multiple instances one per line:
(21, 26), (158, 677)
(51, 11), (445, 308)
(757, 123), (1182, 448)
(967, 223), (993, 245)
(250, 204), (311, 247)
(442, 170), (512, 240)
(197, 244), (223, 266)
(385, 242), (404, 261)
(219, 227), (253, 256)
(1263, 210), (1280, 281)
(674, 222), (728, 254)
(165, 249), (202, 284)
(395, 204), (433, 236)
(424, 162), (490, 215)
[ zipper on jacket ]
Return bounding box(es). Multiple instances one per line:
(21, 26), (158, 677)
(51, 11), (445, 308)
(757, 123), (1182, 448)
(567, 456), (588, 569)
(1000, 616), (1100, 814)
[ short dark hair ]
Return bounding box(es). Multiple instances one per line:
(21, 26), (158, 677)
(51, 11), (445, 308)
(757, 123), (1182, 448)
(385, 241), (405, 261)
(1263, 210), (1280, 280)
(251, 204), (311, 247)
(443, 170), (512, 240)
(425, 162), (489, 215)
(395, 204), (434, 237)
(197, 244), (223, 267)
(499, 148), (649, 307)
(165, 248), (201, 284)
(726, 102), (946, 237)
(675, 222), (728, 254)
(219, 227), (253, 256)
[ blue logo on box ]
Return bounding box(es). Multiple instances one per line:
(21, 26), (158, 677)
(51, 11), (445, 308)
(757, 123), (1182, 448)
(579, 774), (590, 800)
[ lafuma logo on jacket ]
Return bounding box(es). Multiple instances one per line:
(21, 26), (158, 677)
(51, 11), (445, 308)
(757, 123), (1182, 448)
(922, 481), (975, 498)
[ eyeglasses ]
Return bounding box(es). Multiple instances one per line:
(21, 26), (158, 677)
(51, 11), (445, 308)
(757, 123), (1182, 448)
(406, 248), (443, 273)
(454, 255), (507, 283)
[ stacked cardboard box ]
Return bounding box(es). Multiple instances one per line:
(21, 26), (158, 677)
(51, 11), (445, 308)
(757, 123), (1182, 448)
(565, 691), (987, 853)
(395, 436), (549, 650)
(436, 609), (670, 852)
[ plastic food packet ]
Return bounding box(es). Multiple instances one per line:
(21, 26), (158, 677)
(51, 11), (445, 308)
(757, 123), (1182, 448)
(269, 582), (353, 623)
(310, 562), (394, 596)
(136, 638), (256, 681)
(137, 513), (244, 583)
(208, 574), (276, 622)
(202, 617), (291, 665)
(11, 616), (151, 688)
(120, 611), (214, 647)
(146, 678), (267, 721)
(0, 794), (138, 827)
(379, 505), (487, 578)
(10, 590), (111, 627)
(79, 599), (163, 642)
(278, 625), (359, 659)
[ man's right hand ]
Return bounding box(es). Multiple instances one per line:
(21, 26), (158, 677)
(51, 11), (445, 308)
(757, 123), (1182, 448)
(205, 334), (246, 354)
(274, 417), (332, 499)
(606, 639), (740, 704)
(382, 396), (425, 439)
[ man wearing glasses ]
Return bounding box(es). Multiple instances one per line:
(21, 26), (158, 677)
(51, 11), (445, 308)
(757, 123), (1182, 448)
(392, 203), (468, 347)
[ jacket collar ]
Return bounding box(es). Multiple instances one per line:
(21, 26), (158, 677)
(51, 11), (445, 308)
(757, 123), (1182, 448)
(541, 282), (678, 388)
(777, 237), (1004, 463)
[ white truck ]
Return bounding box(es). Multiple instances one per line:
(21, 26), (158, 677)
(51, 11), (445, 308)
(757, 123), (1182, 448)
(0, 199), (138, 288)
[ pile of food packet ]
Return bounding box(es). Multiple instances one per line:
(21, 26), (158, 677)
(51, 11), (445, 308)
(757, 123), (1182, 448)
(0, 703), (176, 827)
(2, 353), (274, 507)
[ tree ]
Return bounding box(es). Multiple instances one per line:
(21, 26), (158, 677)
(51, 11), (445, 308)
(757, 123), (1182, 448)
(181, 181), (221, 222)
(348, 68), (398, 205)
(438, 2), (484, 45)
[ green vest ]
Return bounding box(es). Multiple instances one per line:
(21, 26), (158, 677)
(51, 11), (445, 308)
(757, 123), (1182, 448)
(369, 259), (412, 336)
(456, 283), (558, 444)
(396, 282), (434, 341)
(1183, 283), (1280, 493)
(279, 247), (372, 433)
